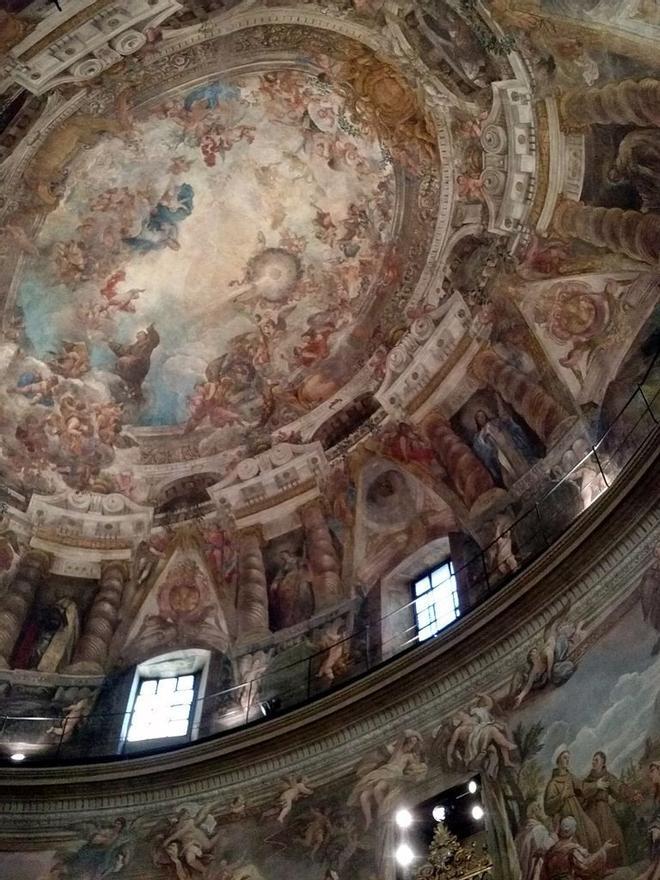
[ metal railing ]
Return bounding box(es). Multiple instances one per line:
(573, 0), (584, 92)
(1, 354), (658, 763)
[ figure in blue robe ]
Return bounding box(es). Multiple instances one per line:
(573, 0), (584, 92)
(123, 183), (194, 253)
(472, 408), (538, 488)
(183, 81), (239, 111)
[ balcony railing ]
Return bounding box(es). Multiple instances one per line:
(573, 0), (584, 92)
(0, 354), (658, 763)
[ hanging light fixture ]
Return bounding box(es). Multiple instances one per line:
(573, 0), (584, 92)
(395, 843), (415, 867)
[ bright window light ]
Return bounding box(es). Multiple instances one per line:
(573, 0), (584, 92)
(126, 674), (196, 742)
(413, 559), (459, 641)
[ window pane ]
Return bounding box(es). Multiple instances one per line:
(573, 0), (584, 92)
(414, 560), (459, 642)
(166, 720), (189, 738)
(414, 576), (431, 596)
(127, 673), (197, 744)
(157, 677), (177, 695)
(430, 564), (451, 588)
(170, 702), (193, 720)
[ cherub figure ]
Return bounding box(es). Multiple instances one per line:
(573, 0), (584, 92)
(50, 815), (135, 879)
(46, 694), (95, 743)
(8, 373), (59, 406)
(312, 621), (350, 684)
(48, 341), (90, 379)
(263, 775), (314, 825)
(185, 376), (241, 433)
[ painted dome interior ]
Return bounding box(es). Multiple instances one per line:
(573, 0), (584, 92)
(0, 1), (659, 878)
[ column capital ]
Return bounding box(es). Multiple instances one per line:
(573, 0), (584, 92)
(238, 525), (264, 545)
(298, 497), (327, 519)
(21, 548), (52, 574)
(100, 560), (130, 582)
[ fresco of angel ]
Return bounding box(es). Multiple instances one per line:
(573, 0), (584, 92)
(439, 693), (517, 779)
(123, 182), (194, 253)
(295, 807), (333, 860)
(347, 729), (427, 829)
(184, 376), (243, 433)
(236, 650), (271, 712)
(8, 371), (59, 406)
(47, 342), (90, 379)
(509, 608), (586, 708)
(48, 815), (136, 879)
(96, 269), (143, 319)
(46, 692), (96, 743)
(152, 804), (221, 880)
(262, 775), (314, 825)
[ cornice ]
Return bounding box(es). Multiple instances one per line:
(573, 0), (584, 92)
(0, 427), (657, 823)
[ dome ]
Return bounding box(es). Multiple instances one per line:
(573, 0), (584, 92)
(0, 2), (658, 879)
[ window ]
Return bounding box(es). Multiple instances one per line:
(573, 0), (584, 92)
(413, 559), (459, 641)
(120, 650), (210, 751)
(126, 673), (197, 742)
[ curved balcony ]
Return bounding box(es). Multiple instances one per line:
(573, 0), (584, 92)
(1, 361), (657, 766)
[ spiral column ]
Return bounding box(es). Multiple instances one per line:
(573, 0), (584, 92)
(67, 562), (128, 675)
(237, 528), (270, 643)
(422, 415), (499, 511)
(300, 501), (342, 608)
(471, 350), (571, 447)
(552, 200), (660, 265)
(0, 549), (50, 669)
(559, 78), (660, 127)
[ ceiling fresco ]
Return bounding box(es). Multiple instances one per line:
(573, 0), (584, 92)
(0, 0), (655, 513)
(0, 5), (660, 880)
(0, 0), (656, 680)
(11, 71), (397, 431)
(0, 25), (442, 495)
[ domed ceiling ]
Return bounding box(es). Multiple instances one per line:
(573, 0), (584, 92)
(0, 0), (657, 516)
(0, 16), (447, 497)
(0, 0), (657, 766)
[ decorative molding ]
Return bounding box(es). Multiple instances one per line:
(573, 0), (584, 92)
(376, 293), (473, 418)
(480, 80), (537, 240)
(536, 96), (585, 234)
(26, 491), (153, 569)
(0, 1), (183, 96)
(208, 443), (328, 528)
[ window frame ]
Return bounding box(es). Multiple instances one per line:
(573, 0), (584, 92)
(120, 649), (210, 753)
(411, 557), (460, 642)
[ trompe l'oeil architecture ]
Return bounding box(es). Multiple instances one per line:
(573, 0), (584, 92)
(0, 2), (658, 879)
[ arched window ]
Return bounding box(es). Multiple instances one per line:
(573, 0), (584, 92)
(121, 649), (210, 751)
